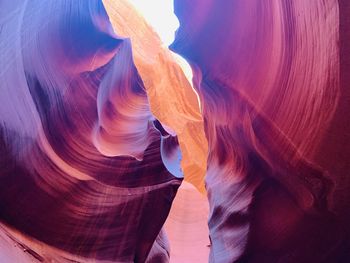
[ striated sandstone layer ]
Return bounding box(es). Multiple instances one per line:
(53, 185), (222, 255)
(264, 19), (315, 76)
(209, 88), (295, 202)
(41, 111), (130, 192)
(0, 1), (192, 262)
(103, 0), (208, 192)
(0, 0), (350, 262)
(171, 0), (348, 262)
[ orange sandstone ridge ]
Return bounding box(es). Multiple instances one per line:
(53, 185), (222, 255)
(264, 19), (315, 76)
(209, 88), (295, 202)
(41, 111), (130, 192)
(103, 0), (208, 193)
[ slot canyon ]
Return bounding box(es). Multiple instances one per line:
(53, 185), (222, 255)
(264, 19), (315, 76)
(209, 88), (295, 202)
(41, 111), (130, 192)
(0, 1), (349, 262)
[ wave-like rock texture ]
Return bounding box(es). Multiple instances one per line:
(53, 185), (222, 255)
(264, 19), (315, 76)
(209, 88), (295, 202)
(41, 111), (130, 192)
(1, 0), (350, 262)
(171, 0), (349, 262)
(0, 1), (197, 262)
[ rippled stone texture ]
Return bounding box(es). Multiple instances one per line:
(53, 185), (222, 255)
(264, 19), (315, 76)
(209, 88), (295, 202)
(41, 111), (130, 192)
(171, 0), (348, 262)
(1, 0), (350, 262)
(0, 1), (187, 262)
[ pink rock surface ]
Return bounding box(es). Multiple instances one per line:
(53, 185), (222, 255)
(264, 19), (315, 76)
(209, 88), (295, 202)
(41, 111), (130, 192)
(171, 0), (349, 261)
(0, 0), (350, 262)
(0, 1), (182, 262)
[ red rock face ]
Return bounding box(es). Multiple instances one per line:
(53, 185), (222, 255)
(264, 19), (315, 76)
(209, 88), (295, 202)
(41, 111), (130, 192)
(171, 0), (349, 262)
(0, 0), (349, 262)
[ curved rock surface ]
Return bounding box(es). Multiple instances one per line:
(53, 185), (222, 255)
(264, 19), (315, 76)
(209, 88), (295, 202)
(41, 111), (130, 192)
(0, 1), (186, 262)
(1, 0), (350, 262)
(171, 0), (349, 262)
